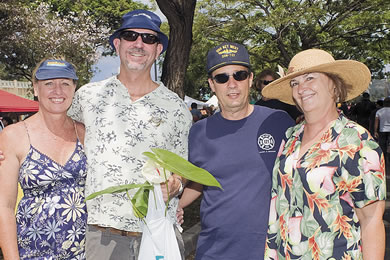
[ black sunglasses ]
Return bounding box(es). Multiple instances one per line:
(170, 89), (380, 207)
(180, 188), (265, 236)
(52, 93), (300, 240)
(120, 30), (160, 44)
(261, 80), (274, 85)
(212, 70), (250, 84)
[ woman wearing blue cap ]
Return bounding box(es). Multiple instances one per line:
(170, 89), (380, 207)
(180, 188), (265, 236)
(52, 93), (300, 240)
(0, 57), (87, 259)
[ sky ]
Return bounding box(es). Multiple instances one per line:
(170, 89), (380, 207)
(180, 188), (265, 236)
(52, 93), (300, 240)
(90, 1), (166, 82)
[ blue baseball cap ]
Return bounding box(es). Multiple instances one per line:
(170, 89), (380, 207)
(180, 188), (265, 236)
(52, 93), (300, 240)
(35, 59), (78, 80)
(207, 42), (251, 74)
(109, 9), (168, 53)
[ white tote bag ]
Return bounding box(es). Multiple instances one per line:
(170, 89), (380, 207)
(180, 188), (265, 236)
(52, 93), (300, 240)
(138, 184), (182, 260)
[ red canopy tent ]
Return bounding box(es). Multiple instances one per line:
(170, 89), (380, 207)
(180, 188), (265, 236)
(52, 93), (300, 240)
(0, 89), (39, 112)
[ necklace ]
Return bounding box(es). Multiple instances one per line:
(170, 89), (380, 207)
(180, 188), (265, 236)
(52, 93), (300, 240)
(298, 120), (335, 159)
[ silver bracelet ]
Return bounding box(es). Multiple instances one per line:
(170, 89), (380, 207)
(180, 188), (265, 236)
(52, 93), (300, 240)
(174, 176), (184, 194)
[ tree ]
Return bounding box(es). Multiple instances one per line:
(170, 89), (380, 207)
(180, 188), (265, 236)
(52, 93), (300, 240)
(23, 0), (147, 51)
(186, 0), (390, 99)
(0, 0), (198, 98)
(0, 0), (147, 84)
(0, 2), (103, 85)
(156, 0), (197, 99)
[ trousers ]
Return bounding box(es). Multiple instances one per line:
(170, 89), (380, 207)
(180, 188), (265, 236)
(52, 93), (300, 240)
(85, 224), (185, 259)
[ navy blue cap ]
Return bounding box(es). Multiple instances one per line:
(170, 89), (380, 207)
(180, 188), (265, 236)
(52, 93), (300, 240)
(207, 42), (251, 74)
(109, 9), (168, 53)
(35, 59), (78, 80)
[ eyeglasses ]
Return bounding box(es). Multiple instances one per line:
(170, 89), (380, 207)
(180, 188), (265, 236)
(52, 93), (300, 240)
(212, 70), (250, 84)
(120, 30), (160, 44)
(261, 80), (274, 85)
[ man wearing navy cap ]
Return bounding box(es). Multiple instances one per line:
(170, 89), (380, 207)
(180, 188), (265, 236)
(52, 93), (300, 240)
(178, 42), (295, 259)
(68, 10), (192, 259)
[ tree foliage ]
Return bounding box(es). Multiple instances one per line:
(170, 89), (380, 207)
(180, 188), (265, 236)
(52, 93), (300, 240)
(0, 0), (146, 85)
(2, 0), (389, 101)
(24, 0), (147, 50)
(187, 0), (390, 99)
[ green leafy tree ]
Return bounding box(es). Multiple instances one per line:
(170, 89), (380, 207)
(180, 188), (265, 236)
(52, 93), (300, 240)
(0, 0), (198, 99)
(23, 0), (147, 51)
(0, 0), (146, 85)
(187, 0), (390, 99)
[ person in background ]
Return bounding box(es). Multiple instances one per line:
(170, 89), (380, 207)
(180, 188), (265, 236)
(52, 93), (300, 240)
(67, 9), (192, 259)
(190, 102), (202, 122)
(255, 69), (302, 122)
(262, 49), (386, 259)
(339, 101), (351, 118)
(0, 58), (87, 259)
(351, 92), (376, 130)
(375, 97), (390, 166)
(179, 42), (295, 259)
(370, 99), (383, 137)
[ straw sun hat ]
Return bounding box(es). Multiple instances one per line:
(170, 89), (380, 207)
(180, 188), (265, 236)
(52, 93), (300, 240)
(262, 49), (371, 105)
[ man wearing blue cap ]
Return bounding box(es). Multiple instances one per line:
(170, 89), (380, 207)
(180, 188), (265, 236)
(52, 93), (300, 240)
(68, 10), (192, 259)
(178, 42), (295, 259)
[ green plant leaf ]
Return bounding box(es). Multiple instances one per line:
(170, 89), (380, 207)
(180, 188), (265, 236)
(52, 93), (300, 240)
(131, 185), (152, 219)
(143, 148), (222, 189)
(85, 183), (153, 201)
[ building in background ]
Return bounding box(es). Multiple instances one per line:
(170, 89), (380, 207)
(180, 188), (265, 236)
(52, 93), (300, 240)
(0, 80), (33, 100)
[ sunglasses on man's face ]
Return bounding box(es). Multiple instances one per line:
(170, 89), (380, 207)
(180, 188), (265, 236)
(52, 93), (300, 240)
(120, 30), (160, 44)
(212, 70), (250, 84)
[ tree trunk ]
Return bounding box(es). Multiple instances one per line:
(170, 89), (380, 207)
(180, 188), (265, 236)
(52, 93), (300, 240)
(156, 0), (196, 99)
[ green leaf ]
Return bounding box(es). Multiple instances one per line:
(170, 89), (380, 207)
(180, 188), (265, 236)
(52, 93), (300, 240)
(85, 183), (153, 201)
(143, 148), (222, 189)
(131, 185), (152, 219)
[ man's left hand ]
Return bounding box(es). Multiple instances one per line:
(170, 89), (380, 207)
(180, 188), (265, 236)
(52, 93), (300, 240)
(160, 175), (182, 202)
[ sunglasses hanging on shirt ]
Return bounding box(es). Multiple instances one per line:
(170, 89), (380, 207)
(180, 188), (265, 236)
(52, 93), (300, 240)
(212, 70), (250, 84)
(120, 30), (160, 44)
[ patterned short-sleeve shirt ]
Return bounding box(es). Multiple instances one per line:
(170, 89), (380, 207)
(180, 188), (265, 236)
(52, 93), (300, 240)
(265, 113), (386, 260)
(68, 76), (192, 232)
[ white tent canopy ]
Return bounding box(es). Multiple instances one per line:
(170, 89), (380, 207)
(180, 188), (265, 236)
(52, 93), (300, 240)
(184, 95), (219, 109)
(184, 96), (207, 108)
(205, 95), (218, 107)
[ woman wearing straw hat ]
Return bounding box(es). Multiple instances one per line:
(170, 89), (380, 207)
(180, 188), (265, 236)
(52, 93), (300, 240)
(262, 49), (386, 259)
(0, 57), (87, 259)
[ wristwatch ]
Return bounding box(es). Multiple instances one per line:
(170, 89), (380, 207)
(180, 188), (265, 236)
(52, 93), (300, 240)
(175, 176), (184, 194)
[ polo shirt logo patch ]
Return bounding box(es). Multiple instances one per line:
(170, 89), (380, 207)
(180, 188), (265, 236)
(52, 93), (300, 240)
(258, 133), (275, 151)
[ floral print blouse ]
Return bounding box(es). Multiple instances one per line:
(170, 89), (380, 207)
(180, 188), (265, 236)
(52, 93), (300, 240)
(265, 113), (386, 260)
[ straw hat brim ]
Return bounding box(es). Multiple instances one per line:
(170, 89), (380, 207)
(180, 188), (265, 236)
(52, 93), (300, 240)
(262, 60), (371, 105)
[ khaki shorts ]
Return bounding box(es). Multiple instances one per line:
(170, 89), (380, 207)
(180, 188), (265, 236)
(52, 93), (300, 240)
(85, 224), (185, 260)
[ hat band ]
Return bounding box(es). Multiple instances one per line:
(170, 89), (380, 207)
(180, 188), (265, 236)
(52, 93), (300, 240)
(209, 61), (250, 72)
